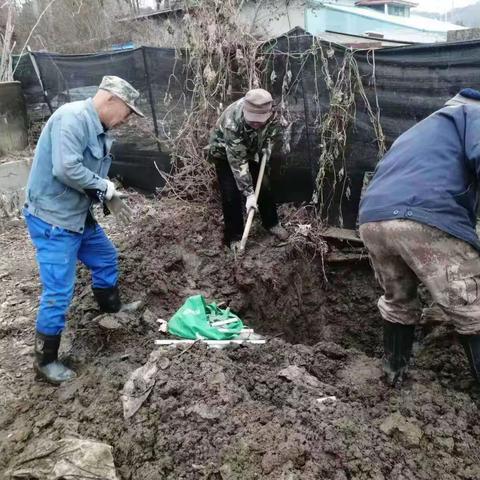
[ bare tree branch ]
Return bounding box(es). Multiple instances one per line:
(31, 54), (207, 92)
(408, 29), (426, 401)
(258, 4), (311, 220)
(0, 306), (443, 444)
(13, 0), (58, 75)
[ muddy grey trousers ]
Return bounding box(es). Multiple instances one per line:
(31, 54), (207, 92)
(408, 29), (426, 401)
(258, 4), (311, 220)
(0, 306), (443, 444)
(360, 220), (480, 335)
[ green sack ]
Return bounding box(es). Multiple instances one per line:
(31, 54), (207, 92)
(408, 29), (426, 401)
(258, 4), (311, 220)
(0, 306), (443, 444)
(168, 295), (244, 340)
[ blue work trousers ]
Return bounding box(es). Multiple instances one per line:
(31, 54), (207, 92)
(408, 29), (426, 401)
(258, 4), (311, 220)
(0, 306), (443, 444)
(24, 211), (118, 335)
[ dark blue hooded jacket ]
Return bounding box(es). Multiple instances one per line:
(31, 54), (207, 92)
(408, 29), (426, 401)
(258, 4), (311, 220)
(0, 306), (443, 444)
(359, 104), (480, 250)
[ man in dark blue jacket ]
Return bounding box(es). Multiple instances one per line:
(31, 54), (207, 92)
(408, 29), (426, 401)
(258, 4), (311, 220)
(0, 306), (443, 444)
(359, 88), (480, 386)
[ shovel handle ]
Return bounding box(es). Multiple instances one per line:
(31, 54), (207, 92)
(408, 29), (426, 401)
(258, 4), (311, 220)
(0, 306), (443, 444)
(239, 148), (269, 252)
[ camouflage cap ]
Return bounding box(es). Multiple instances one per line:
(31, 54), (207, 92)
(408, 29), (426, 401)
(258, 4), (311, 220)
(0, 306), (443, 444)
(243, 88), (273, 123)
(99, 75), (144, 117)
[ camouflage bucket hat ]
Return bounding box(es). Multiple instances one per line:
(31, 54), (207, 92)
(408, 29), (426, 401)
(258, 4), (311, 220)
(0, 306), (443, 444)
(99, 75), (145, 117)
(243, 88), (273, 123)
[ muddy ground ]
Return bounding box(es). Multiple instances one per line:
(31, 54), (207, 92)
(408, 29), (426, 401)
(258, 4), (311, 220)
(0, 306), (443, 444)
(0, 188), (479, 479)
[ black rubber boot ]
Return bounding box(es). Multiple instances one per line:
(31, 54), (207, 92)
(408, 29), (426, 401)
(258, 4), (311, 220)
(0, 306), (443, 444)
(34, 333), (76, 385)
(383, 320), (415, 386)
(458, 334), (480, 384)
(92, 285), (121, 313)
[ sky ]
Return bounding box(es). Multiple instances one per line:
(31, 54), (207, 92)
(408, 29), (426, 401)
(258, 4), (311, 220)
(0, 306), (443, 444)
(412, 0), (479, 13)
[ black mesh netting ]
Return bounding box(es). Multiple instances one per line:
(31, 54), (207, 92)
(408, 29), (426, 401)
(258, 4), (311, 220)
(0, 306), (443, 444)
(13, 29), (480, 228)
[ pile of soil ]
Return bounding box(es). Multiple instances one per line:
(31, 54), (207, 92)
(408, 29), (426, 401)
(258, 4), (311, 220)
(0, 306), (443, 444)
(0, 194), (479, 479)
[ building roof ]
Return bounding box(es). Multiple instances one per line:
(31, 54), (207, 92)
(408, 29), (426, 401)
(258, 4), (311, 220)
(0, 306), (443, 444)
(266, 26), (413, 48)
(117, 7), (184, 22)
(355, 0), (418, 7)
(322, 3), (466, 33)
(319, 29), (413, 47)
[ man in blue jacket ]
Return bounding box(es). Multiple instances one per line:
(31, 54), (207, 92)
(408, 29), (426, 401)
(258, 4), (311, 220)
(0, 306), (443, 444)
(24, 76), (143, 384)
(359, 88), (480, 387)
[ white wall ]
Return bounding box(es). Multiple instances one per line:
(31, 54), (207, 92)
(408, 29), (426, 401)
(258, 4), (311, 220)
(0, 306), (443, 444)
(322, 0), (357, 6)
(306, 7), (447, 42)
(0, 159), (31, 219)
(238, 0), (307, 39)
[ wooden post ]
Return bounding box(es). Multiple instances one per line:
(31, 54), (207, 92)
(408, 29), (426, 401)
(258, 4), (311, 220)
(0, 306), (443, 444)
(239, 145), (271, 252)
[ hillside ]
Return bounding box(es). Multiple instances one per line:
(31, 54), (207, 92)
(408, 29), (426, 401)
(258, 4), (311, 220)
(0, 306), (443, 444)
(415, 1), (480, 28)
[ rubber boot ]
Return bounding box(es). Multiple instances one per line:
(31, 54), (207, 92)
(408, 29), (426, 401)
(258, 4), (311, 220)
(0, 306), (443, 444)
(34, 333), (76, 385)
(92, 285), (121, 313)
(93, 285), (142, 313)
(383, 320), (415, 386)
(458, 334), (480, 384)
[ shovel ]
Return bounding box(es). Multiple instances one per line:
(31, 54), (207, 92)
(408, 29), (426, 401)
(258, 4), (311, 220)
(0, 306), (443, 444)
(239, 146), (271, 252)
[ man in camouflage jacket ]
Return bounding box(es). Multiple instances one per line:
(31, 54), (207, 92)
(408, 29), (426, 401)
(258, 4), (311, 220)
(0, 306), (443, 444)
(208, 88), (288, 249)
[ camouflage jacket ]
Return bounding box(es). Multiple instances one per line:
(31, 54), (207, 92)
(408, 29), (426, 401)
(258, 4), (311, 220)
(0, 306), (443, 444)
(208, 98), (279, 196)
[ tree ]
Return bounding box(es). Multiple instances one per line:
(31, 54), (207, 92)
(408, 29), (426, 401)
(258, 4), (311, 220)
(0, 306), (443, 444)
(0, 1), (16, 82)
(14, 0), (136, 53)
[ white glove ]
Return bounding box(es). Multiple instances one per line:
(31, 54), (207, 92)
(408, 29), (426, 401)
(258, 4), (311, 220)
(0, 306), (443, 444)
(245, 193), (258, 213)
(104, 179), (116, 201)
(105, 192), (133, 226)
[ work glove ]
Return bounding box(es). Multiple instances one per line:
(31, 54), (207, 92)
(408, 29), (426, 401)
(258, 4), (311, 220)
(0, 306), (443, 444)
(245, 193), (258, 214)
(104, 179), (116, 201)
(105, 192), (133, 226)
(84, 179), (116, 204)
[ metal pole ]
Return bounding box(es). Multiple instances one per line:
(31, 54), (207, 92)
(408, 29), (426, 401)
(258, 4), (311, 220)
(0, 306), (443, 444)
(141, 46), (160, 142)
(27, 46), (53, 115)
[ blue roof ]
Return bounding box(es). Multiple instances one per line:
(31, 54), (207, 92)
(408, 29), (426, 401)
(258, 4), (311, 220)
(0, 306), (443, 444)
(321, 3), (466, 33)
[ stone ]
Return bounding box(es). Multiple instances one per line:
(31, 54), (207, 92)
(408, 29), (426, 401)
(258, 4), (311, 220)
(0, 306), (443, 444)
(278, 365), (322, 389)
(380, 411), (423, 447)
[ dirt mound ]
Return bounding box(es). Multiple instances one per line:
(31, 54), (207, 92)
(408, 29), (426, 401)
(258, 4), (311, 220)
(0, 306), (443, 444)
(111, 340), (479, 480)
(1, 196), (479, 479)
(115, 198), (382, 354)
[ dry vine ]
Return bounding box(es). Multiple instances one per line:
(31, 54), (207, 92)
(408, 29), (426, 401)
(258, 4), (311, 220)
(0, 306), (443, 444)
(162, 0), (265, 202)
(160, 5), (386, 223)
(313, 42), (386, 226)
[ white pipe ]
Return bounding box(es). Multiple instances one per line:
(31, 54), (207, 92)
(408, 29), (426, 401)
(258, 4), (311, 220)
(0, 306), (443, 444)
(155, 339), (266, 346)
